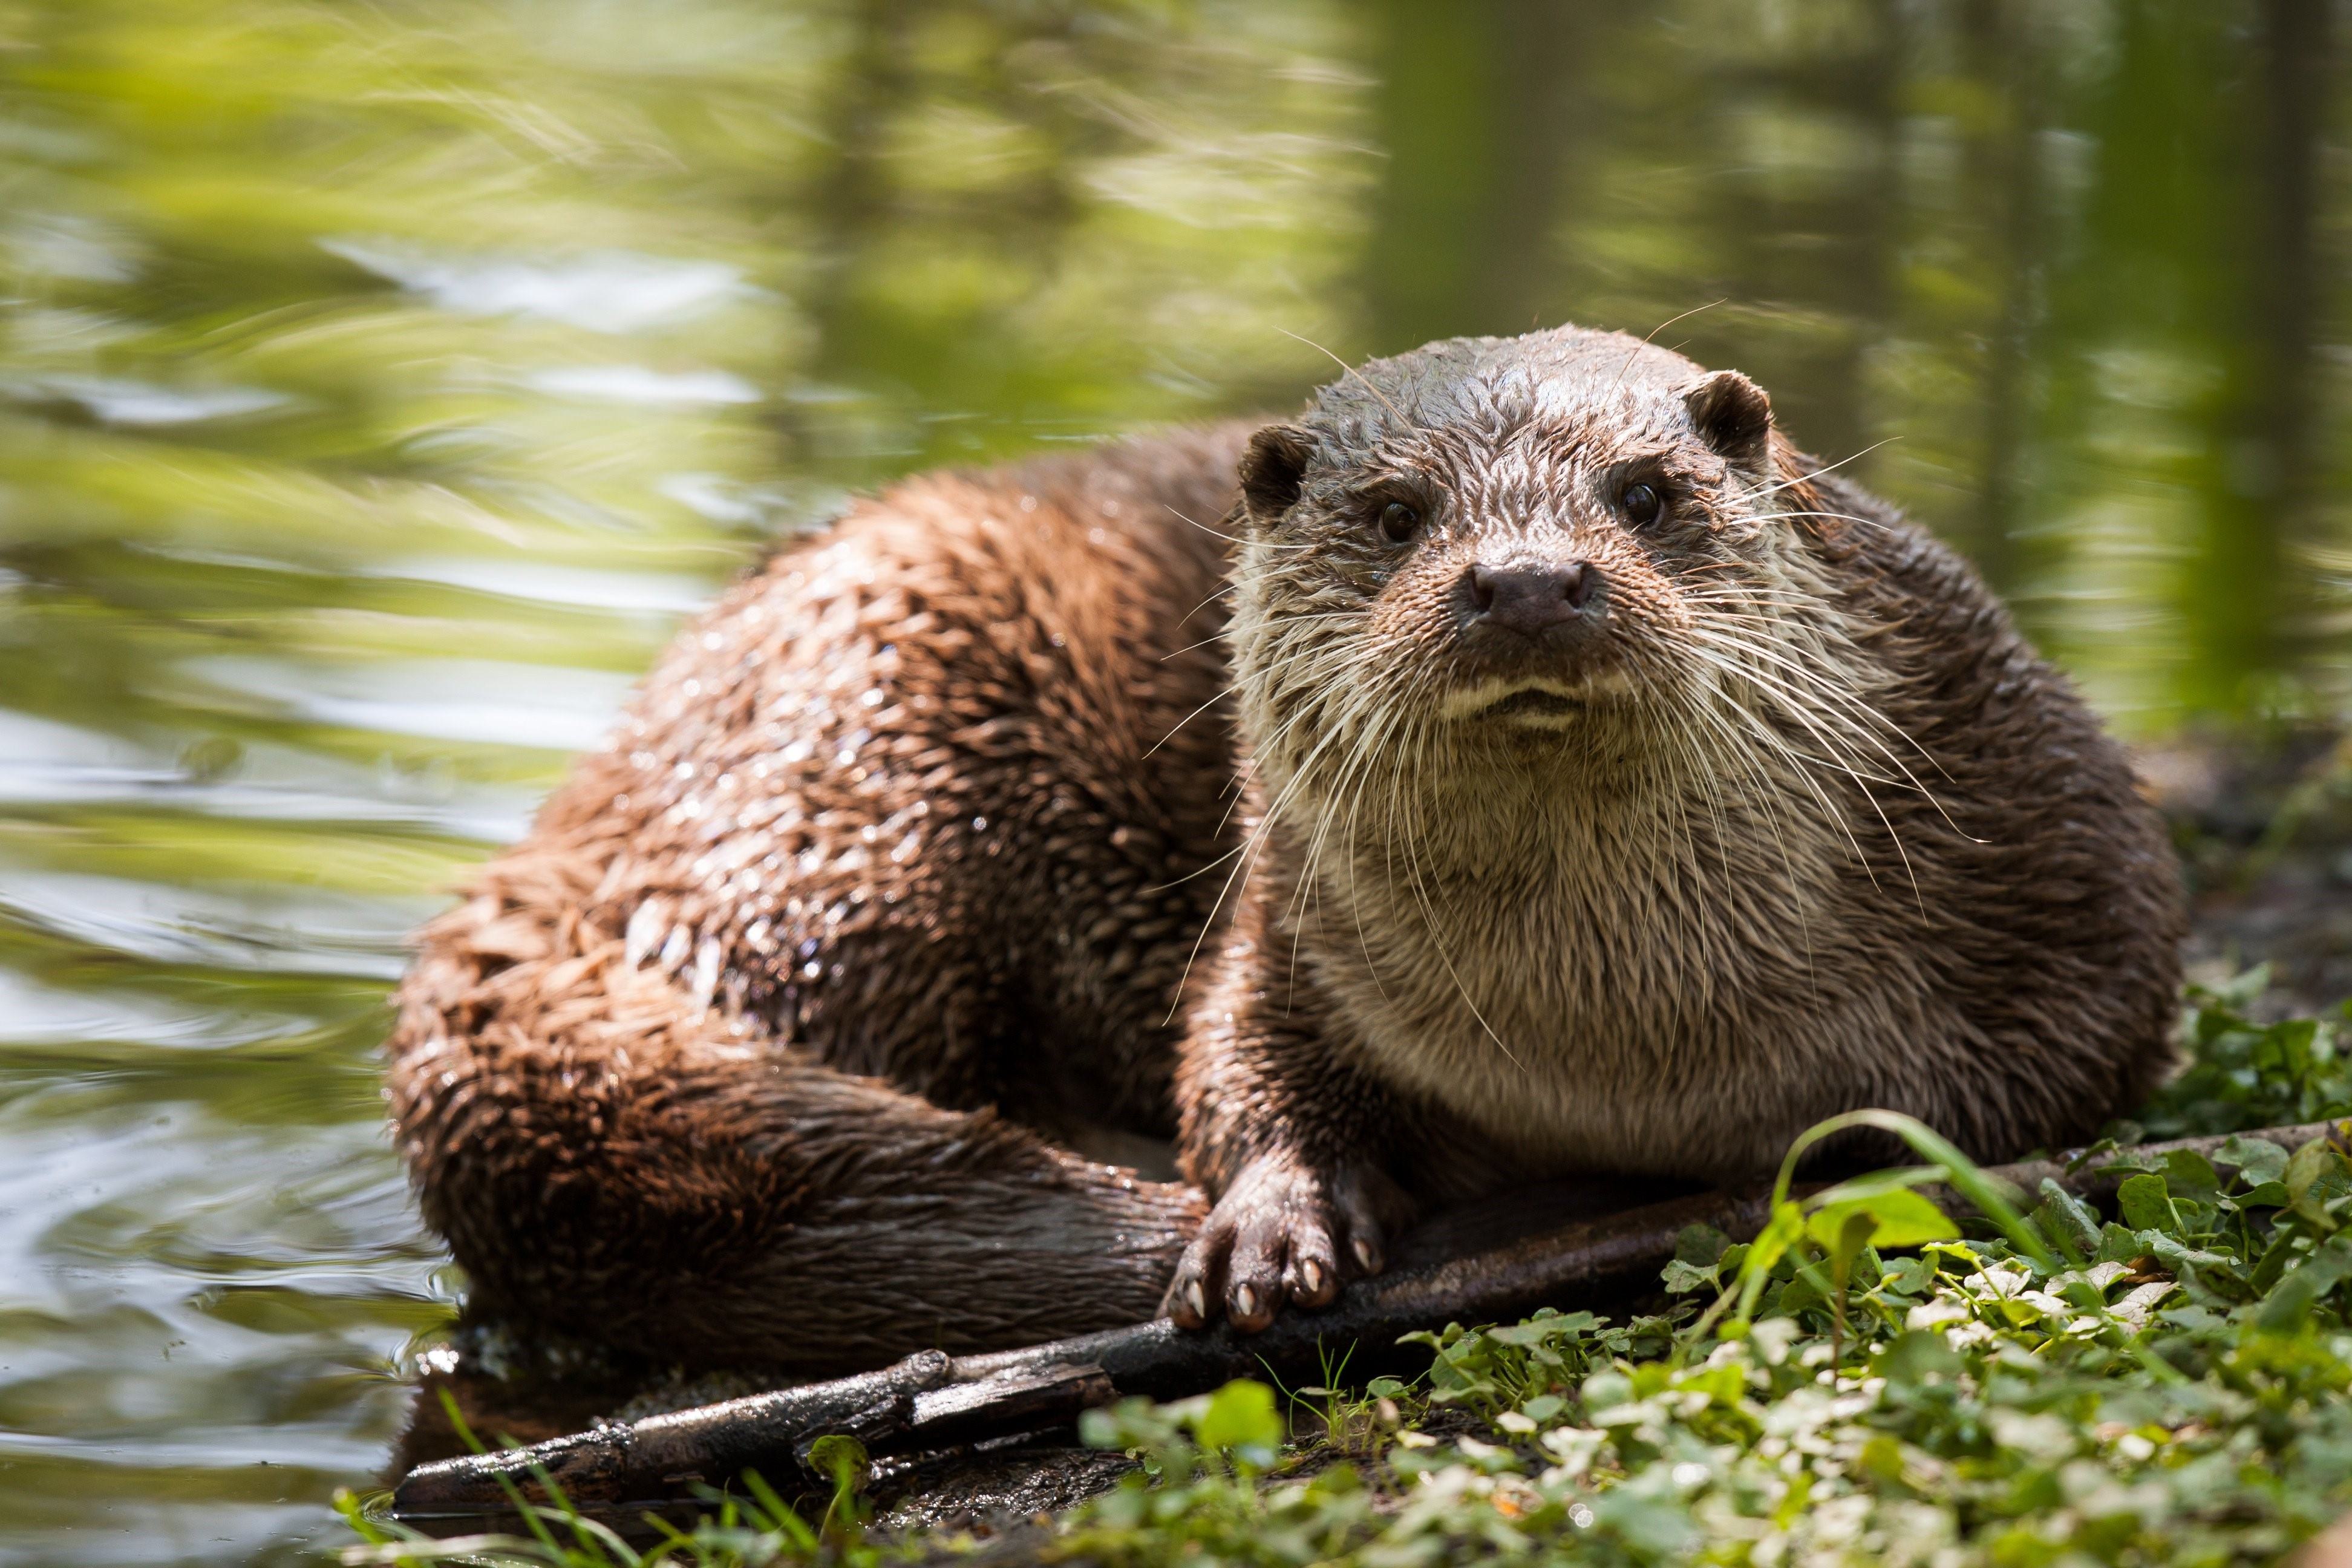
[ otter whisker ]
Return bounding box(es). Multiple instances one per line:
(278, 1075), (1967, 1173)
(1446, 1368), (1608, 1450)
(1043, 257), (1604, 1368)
(1609, 299), (1728, 398)
(1143, 685), (1235, 760)
(1282, 674), (1403, 991)
(1166, 657), (1400, 1018)
(1686, 624), (1971, 822)
(1163, 697), (1344, 1013)
(1311, 676), (1418, 983)
(1685, 647), (1893, 891)
(1690, 642), (1930, 909)
(1666, 680), (1820, 1001)
(1160, 611), (1355, 663)
(1336, 677), (1420, 1020)
(1649, 702), (1727, 1037)
(1166, 505), (1321, 552)
(1684, 632), (1910, 792)
(1743, 508), (1897, 535)
(1175, 576), (1237, 629)
(1326, 688), (1403, 1010)
(1684, 627), (1913, 756)
(1146, 629), (1364, 755)
(1274, 325), (1411, 428)
(1676, 609), (1931, 751)
(1740, 439), (1898, 501)
(1681, 642), (1914, 775)
(1392, 697), (1525, 1074)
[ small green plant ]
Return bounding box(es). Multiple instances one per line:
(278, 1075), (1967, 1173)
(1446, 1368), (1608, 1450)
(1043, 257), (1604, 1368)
(1405, 1307), (1683, 1422)
(1258, 1340), (1400, 1458)
(2140, 966), (2352, 1137)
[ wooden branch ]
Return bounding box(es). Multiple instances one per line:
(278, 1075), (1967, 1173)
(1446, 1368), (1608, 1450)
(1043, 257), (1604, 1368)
(391, 1119), (2344, 1520)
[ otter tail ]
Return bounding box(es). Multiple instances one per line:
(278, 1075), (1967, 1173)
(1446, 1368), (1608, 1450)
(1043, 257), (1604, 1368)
(386, 849), (1203, 1375)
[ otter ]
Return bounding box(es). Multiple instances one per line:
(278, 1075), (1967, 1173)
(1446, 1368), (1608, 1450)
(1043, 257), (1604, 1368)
(387, 325), (2184, 1371)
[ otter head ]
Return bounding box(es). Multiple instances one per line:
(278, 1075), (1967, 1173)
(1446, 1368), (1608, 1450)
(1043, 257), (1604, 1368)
(1229, 324), (1846, 809)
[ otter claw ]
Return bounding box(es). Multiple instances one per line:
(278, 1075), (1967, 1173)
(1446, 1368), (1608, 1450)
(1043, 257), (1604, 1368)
(1172, 1155), (1400, 1331)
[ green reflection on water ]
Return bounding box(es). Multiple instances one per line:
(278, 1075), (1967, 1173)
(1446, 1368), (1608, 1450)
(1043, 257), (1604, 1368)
(0, 1), (2343, 1563)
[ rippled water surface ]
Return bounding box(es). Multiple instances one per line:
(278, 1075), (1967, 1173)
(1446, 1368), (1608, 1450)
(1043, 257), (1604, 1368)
(2, 2), (2350, 1563)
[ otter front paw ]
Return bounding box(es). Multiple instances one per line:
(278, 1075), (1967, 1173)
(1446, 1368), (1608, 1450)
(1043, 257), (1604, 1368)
(1164, 1155), (1398, 1333)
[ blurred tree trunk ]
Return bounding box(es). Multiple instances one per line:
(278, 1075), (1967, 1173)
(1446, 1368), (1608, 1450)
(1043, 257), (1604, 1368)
(1965, 0), (2051, 601)
(2201, 0), (2330, 710)
(1364, 0), (1589, 354)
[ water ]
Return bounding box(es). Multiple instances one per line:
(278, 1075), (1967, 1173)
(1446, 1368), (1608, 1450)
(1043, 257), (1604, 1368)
(0, 1), (2347, 1562)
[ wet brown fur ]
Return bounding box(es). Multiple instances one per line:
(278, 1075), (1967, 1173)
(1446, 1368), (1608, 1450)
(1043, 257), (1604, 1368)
(388, 326), (2184, 1371)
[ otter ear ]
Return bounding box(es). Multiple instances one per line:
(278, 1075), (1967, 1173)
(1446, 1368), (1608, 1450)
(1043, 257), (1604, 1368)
(1680, 370), (1772, 469)
(1238, 423), (1312, 522)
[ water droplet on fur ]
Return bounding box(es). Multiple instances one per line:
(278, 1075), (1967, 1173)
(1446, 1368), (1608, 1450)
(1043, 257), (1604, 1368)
(690, 938), (722, 1008)
(624, 903), (664, 967)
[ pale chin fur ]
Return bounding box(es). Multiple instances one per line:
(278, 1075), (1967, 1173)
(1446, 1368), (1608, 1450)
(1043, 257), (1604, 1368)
(1439, 669), (1637, 727)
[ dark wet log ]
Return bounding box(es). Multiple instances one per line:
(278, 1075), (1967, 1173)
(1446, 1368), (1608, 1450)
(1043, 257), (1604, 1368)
(392, 1119), (2344, 1520)
(394, 1348), (956, 1513)
(905, 1363), (1118, 1449)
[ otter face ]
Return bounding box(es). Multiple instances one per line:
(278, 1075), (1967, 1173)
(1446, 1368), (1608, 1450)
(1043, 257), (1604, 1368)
(1227, 326), (1837, 799)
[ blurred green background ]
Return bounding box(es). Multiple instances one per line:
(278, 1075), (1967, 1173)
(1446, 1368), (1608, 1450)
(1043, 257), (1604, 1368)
(0, 1), (2345, 1563)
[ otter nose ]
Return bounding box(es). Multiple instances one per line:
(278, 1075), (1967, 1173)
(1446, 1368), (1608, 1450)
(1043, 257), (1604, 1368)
(1462, 561), (1600, 638)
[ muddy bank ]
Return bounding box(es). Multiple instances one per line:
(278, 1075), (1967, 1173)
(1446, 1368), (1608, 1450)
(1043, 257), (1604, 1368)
(2152, 728), (2352, 1013)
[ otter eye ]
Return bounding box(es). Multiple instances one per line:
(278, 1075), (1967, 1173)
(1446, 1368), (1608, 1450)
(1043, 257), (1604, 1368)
(1621, 482), (1663, 526)
(1377, 500), (1421, 543)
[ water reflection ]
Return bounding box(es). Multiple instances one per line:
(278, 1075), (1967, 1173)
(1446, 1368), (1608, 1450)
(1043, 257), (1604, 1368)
(0, 1), (2344, 1563)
